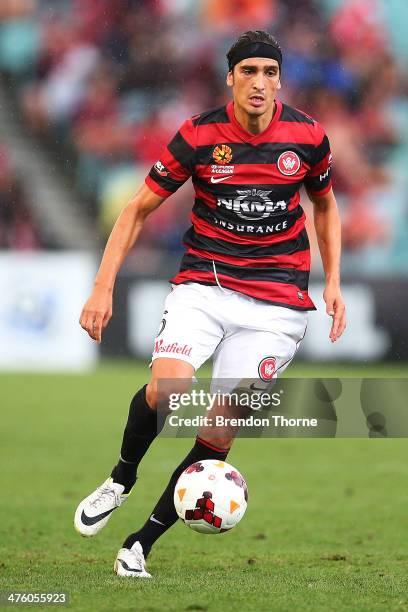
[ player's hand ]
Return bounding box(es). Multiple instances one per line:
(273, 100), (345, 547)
(323, 284), (346, 343)
(79, 287), (113, 343)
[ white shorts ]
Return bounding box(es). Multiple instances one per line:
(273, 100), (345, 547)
(151, 283), (307, 382)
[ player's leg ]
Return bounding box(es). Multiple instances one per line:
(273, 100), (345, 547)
(114, 433), (233, 577)
(115, 293), (308, 577)
(115, 389), (245, 577)
(110, 357), (194, 494)
(75, 283), (224, 538)
(110, 282), (224, 492)
(74, 358), (193, 538)
(133, 300), (306, 579)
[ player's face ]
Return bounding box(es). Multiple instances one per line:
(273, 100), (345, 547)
(226, 58), (281, 118)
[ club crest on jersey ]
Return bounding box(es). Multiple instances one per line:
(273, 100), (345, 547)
(154, 160), (169, 177)
(258, 357), (277, 382)
(213, 144), (233, 165)
(277, 151), (301, 176)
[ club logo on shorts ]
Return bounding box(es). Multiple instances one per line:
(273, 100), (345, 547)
(213, 145), (233, 165)
(258, 357), (277, 381)
(277, 151), (301, 176)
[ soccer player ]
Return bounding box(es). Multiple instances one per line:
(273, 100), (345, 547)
(74, 30), (346, 577)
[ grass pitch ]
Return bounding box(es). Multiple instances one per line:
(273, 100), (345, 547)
(1, 361), (408, 611)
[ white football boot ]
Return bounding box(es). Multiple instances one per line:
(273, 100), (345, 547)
(114, 542), (152, 578)
(74, 477), (129, 537)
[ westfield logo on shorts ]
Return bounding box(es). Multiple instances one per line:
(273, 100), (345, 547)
(154, 339), (192, 357)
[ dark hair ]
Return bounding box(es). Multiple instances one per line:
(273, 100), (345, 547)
(227, 30), (282, 72)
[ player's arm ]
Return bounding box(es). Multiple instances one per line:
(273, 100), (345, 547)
(80, 116), (196, 343)
(80, 183), (165, 343)
(307, 186), (346, 342)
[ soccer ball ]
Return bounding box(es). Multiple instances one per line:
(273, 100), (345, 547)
(173, 459), (248, 534)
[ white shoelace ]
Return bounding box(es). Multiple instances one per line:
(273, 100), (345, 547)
(128, 548), (145, 571)
(126, 543), (148, 571)
(90, 485), (121, 509)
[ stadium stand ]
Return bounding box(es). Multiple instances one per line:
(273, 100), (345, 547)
(0, 0), (406, 274)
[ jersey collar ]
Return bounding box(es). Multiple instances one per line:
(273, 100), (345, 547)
(226, 99), (282, 143)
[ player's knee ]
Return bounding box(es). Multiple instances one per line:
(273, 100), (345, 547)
(146, 378), (192, 411)
(146, 380), (158, 410)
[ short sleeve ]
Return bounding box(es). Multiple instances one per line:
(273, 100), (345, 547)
(303, 124), (332, 196)
(145, 118), (196, 198)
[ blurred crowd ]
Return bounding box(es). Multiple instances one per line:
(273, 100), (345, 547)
(0, 0), (407, 274)
(0, 144), (49, 249)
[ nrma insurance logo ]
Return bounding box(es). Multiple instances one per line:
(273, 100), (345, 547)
(217, 189), (288, 221)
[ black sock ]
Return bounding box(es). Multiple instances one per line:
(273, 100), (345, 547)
(111, 385), (166, 493)
(123, 437), (229, 555)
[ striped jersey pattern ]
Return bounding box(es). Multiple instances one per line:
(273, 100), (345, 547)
(145, 100), (332, 310)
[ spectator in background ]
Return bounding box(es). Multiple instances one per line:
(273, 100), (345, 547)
(22, 18), (100, 132)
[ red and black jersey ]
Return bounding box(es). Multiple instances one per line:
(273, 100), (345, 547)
(145, 99), (332, 310)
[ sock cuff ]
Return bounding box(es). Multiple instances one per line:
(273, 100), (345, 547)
(196, 436), (228, 455)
